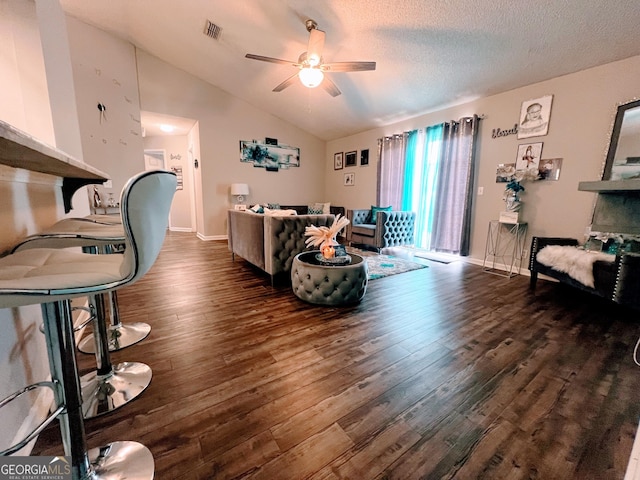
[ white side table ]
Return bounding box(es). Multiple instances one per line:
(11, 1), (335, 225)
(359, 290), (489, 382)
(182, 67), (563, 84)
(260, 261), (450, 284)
(482, 220), (528, 278)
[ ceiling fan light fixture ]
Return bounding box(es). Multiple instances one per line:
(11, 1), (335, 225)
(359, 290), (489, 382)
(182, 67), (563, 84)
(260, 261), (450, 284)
(299, 67), (324, 88)
(307, 53), (321, 66)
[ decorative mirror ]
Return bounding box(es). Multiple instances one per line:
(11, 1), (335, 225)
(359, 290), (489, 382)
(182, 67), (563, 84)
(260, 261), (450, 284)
(602, 98), (640, 181)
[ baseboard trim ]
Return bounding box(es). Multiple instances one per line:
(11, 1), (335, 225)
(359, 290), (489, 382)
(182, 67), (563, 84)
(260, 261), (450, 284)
(196, 233), (227, 241)
(169, 227), (194, 233)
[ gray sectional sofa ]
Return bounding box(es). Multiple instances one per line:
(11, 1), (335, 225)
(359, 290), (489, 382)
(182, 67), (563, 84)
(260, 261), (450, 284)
(227, 206), (343, 284)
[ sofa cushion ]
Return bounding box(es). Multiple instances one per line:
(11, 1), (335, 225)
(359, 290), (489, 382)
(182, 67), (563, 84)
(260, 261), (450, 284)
(371, 205), (392, 224)
(352, 224), (376, 237)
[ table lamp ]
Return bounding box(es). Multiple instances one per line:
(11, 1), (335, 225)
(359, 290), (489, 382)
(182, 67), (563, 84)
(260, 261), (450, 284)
(230, 183), (249, 209)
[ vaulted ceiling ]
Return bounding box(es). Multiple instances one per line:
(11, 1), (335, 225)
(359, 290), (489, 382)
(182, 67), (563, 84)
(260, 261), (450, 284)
(59, 0), (640, 141)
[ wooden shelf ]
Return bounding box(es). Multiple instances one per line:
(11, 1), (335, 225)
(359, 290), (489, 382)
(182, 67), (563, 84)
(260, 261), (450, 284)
(0, 120), (109, 212)
(578, 179), (640, 193)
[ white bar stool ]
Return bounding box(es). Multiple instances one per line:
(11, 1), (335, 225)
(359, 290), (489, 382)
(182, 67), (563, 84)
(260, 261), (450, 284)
(13, 219), (152, 354)
(0, 170), (176, 480)
(12, 222), (152, 419)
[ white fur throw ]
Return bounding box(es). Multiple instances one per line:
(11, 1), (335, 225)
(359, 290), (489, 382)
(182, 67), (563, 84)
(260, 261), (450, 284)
(263, 207), (297, 216)
(536, 245), (615, 288)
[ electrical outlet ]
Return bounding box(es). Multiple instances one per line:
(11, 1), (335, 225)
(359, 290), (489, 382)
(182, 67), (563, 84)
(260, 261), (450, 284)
(478, 186), (484, 196)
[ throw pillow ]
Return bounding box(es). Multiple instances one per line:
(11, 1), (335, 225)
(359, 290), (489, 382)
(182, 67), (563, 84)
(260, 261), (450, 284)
(307, 205), (324, 214)
(267, 202), (281, 210)
(370, 205), (392, 224)
(318, 202), (331, 214)
(249, 204), (264, 214)
(311, 202), (331, 214)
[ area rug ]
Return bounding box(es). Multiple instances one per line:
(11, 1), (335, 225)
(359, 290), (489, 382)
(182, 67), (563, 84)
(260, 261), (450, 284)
(347, 247), (427, 280)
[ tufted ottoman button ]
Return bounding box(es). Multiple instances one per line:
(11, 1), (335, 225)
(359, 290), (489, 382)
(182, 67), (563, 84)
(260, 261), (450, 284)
(291, 251), (368, 306)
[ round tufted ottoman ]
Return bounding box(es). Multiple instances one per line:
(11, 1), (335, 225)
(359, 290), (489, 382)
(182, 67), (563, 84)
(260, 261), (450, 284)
(291, 251), (368, 306)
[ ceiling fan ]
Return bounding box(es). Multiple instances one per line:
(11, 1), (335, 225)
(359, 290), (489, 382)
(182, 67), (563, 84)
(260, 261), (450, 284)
(245, 19), (376, 97)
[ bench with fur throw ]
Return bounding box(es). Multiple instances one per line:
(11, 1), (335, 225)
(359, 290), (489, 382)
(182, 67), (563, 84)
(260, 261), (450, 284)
(529, 236), (640, 310)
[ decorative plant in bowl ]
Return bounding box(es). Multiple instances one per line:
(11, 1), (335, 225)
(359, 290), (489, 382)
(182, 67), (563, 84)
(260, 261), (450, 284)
(305, 214), (350, 259)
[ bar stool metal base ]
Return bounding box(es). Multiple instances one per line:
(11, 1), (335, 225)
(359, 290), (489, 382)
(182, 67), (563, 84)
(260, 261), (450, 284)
(89, 440), (154, 479)
(77, 322), (151, 353)
(81, 362), (152, 418)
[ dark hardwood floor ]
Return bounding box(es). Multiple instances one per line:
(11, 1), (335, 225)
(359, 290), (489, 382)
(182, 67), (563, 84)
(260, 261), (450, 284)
(32, 231), (640, 479)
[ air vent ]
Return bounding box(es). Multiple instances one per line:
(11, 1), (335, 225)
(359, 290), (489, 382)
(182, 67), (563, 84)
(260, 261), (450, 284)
(204, 20), (222, 40)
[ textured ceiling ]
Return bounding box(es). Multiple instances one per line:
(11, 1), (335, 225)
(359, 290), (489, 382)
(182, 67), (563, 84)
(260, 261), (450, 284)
(59, 0), (640, 141)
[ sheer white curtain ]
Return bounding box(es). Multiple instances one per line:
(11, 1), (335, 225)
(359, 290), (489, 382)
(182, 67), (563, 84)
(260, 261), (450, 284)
(376, 133), (409, 209)
(402, 127), (442, 250)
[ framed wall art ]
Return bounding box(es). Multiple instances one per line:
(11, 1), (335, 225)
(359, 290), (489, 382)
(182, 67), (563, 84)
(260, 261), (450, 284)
(495, 163), (516, 183)
(344, 172), (355, 186)
(334, 152), (343, 170)
(239, 140), (300, 170)
(345, 150), (357, 167)
(360, 149), (369, 166)
(515, 142), (543, 170)
(538, 158), (563, 181)
(517, 95), (553, 139)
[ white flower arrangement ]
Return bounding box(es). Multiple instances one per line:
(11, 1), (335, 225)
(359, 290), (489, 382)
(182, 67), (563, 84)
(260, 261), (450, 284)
(502, 166), (540, 195)
(304, 214), (350, 251)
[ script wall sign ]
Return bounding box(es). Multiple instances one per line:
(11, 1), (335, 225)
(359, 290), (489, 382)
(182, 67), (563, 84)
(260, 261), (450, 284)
(491, 123), (518, 139)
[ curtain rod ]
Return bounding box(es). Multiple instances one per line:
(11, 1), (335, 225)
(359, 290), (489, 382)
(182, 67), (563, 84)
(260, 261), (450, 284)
(379, 114), (485, 140)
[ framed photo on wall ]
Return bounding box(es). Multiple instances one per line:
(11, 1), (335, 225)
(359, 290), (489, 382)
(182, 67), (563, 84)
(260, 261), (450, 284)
(334, 152), (343, 170)
(344, 172), (355, 186)
(517, 95), (553, 139)
(538, 158), (563, 181)
(515, 142), (543, 170)
(345, 151), (357, 167)
(360, 149), (369, 166)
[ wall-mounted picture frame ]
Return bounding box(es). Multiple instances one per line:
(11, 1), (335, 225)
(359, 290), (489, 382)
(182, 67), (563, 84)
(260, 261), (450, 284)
(239, 140), (299, 170)
(360, 149), (369, 166)
(334, 152), (343, 170)
(515, 142), (543, 170)
(345, 150), (357, 167)
(517, 94), (553, 139)
(495, 163), (516, 183)
(344, 172), (355, 186)
(538, 158), (563, 181)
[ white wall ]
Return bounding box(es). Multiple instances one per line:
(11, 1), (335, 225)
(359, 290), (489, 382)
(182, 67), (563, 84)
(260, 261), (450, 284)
(66, 15), (145, 201)
(0, 0), (53, 143)
(143, 135), (194, 231)
(135, 51), (328, 239)
(326, 55), (640, 264)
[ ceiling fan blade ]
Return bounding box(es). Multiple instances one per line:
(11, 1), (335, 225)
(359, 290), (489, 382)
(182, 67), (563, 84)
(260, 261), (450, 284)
(322, 61), (376, 72)
(321, 76), (341, 97)
(245, 53), (299, 67)
(273, 72), (300, 93)
(306, 28), (325, 65)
